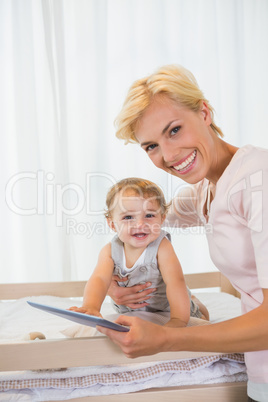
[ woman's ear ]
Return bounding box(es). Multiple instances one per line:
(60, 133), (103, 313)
(107, 217), (116, 232)
(200, 101), (212, 126)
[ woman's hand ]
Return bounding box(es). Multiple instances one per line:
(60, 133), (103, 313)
(68, 306), (103, 318)
(107, 275), (156, 309)
(97, 315), (169, 358)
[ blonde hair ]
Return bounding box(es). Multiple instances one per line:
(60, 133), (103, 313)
(115, 64), (223, 144)
(105, 177), (170, 218)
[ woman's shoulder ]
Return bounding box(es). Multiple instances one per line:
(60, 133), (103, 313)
(233, 144), (268, 166)
(217, 144), (268, 198)
(220, 144), (268, 185)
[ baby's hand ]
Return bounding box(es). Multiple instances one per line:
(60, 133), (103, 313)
(68, 306), (103, 318)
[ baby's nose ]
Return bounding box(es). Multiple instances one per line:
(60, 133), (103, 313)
(136, 218), (144, 227)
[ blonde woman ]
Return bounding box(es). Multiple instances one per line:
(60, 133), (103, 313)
(98, 65), (268, 402)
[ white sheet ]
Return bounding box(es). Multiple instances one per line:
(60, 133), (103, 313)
(0, 292), (247, 401)
(0, 291), (242, 341)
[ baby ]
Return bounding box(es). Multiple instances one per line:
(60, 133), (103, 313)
(70, 177), (209, 327)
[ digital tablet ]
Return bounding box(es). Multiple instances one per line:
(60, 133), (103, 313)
(27, 301), (130, 332)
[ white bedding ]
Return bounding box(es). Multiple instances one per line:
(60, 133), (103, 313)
(0, 292), (247, 401)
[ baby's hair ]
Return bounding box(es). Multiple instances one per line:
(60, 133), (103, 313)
(105, 177), (170, 219)
(115, 64), (223, 144)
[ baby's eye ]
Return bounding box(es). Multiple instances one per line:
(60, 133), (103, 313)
(145, 143), (158, 152)
(170, 126), (181, 136)
(145, 213), (155, 218)
(123, 215), (133, 220)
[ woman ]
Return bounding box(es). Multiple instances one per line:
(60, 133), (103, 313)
(97, 65), (268, 402)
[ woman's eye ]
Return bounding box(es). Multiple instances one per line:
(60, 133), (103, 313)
(146, 214), (155, 218)
(170, 126), (181, 136)
(145, 143), (158, 152)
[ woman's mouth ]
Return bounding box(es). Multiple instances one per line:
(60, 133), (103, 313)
(172, 150), (197, 173)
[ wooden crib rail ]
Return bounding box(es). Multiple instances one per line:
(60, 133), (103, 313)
(0, 272), (240, 300)
(0, 280), (87, 299)
(0, 336), (219, 372)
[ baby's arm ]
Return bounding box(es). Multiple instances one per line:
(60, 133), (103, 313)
(157, 238), (190, 328)
(69, 243), (114, 317)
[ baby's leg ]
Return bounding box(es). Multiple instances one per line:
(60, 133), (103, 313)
(191, 295), (209, 321)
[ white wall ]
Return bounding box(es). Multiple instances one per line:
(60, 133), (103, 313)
(1, 0), (268, 282)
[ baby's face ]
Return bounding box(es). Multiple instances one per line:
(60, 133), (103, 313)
(108, 191), (164, 250)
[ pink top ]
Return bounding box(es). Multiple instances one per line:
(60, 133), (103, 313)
(167, 144), (268, 384)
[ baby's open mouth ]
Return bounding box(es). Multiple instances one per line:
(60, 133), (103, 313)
(133, 233), (148, 238)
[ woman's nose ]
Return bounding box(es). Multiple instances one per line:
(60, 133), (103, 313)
(161, 144), (177, 163)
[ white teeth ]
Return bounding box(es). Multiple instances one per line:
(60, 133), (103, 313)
(173, 150), (196, 171)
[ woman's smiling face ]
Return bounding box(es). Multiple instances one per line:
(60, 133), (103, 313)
(135, 96), (217, 184)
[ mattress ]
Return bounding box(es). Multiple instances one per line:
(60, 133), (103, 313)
(0, 292), (247, 401)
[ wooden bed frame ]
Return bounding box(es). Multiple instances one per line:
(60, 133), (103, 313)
(0, 271), (247, 402)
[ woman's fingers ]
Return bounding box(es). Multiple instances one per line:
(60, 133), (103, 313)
(118, 290), (154, 303)
(108, 279), (156, 306)
(126, 302), (149, 309)
(111, 275), (127, 282)
(97, 316), (168, 358)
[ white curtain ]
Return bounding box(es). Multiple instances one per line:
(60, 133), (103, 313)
(1, 0), (268, 283)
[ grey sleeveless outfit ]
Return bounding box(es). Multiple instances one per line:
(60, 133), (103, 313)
(111, 230), (202, 318)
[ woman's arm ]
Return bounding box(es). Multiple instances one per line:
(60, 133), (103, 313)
(97, 288), (268, 358)
(69, 243), (114, 317)
(157, 238), (190, 327)
(165, 182), (205, 228)
(107, 277), (156, 309)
